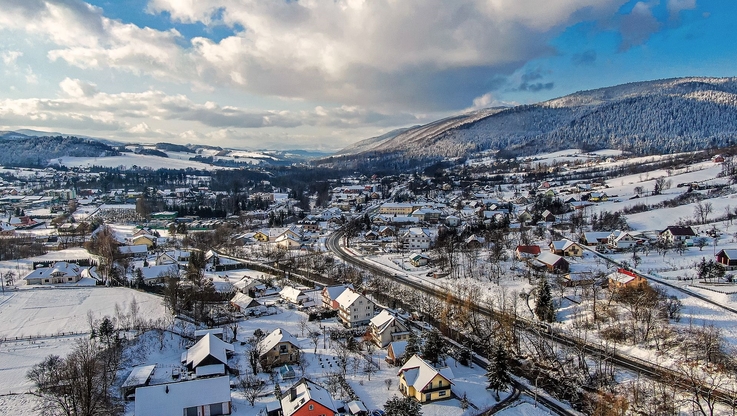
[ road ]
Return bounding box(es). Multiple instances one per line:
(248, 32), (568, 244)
(326, 229), (737, 411)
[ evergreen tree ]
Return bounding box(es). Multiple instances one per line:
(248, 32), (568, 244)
(403, 330), (420, 365)
(534, 277), (555, 323)
(384, 395), (422, 416)
(421, 329), (445, 365)
(274, 380), (282, 401)
(485, 343), (511, 400)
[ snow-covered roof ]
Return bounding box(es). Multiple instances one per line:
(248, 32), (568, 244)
(185, 333), (234, 369)
(280, 286), (308, 303)
(389, 340), (407, 358)
(139, 265), (178, 281)
(258, 328), (299, 355)
(398, 354), (453, 392)
(536, 251), (566, 266)
(230, 292), (260, 309)
(369, 309), (395, 332)
(119, 245), (148, 255)
(334, 288), (366, 309)
(121, 364), (156, 390)
(195, 364), (225, 377)
(550, 240), (575, 251)
(281, 378), (337, 416)
(607, 269), (639, 284)
(323, 284), (353, 302)
(24, 262), (81, 280)
(347, 400), (368, 415)
(134, 376), (230, 416)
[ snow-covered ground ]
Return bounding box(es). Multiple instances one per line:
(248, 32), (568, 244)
(54, 154), (229, 171)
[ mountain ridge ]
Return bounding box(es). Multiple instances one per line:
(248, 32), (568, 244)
(330, 76), (737, 165)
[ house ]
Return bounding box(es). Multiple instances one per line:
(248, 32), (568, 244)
(195, 328), (224, 342)
(0, 222), (16, 235)
(378, 226), (396, 238)
(364, 230), (379, 241)
(182, 333), (234, 375)
(137, 264), (179, 284)
(119, 244), (148, 258)
(379, 203), (418, 216)
(386, 340), (408, 366)
(335, 288), (376, 327)
(660, 226), (696, 246)
(409, 253), (430, 267)
(253, 231), (270, 242)
(582, 232), (611, 246)
(345, 400), (369, 416)
(445, 215), (460, 227)
(257, 328), (300, 369)
(276, 234), (304, 250)
(517, 211), (533, 224)
(549, 240), (583, 257)
(716, 249), (737, 268)
(280, 286), (311, 306)
(588, 192), (608, 202)
(532, 252), (569, 273)
(280, 378), (337, 416)
(515, 245), (541, 260)
(607, 230), (637, 250)
(134, 375), (231, 416)
(321, 284), (353, 309)
(402, 227), (432, 250)
(464, 234), (484, 249)
(369, 309), (410, 348)
(541, 210), (556, 223)
(230, 292), (262, 313)
(713, 154), (725, 163)
(397, 354), (454, 403)
(131, 234), (156, 248)
(24, 262), (83, 285)
(607, 268), (648, 289)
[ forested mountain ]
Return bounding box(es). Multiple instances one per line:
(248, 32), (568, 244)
(332, 77), (737, 164)
(0, 136), (119, 167)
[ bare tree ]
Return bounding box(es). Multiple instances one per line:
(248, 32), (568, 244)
(239, 375), (266, 406)
(694, 201), (713, 225)
(384, 378), (393, 391)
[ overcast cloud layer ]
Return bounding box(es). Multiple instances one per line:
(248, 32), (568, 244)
(0, 0), (730, 150)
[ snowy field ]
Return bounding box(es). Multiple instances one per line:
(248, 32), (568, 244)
(54, 154), (229, 171)
(0, 286), (167, 414)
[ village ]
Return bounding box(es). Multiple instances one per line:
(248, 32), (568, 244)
(1, 148), (737, 415)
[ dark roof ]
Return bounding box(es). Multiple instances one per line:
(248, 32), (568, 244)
(662, 226), (696, 236)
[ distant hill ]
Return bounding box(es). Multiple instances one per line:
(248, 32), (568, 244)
(329, 77), (737, 166)
(0, 136), (119, 167)
(1, 129), (123, 147)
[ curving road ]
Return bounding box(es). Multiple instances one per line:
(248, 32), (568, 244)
(327, 230), (737, 411)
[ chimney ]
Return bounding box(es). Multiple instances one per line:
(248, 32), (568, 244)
(289, 387), (297, 401)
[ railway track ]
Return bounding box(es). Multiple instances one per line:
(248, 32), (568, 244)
(326, 230), (737, 411)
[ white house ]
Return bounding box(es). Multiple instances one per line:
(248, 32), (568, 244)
(402, 227), (433, 250)
(607, 230), (638, 250)
(335, 288), (376, 327)
(134, 376), (231, 416)
(369, 309), (410, 347)
(279, 286), (311, 306)
(24, 262), (83, 285)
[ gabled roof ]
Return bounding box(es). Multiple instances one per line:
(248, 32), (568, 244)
(388, 340), (408, 358)
(323, 284), (353, 302)
(717, 249), (737, 259)
(335, 287), (369, 309)
(397, 354), (453, 392)
(370, 309), (406, 334)
(185, 333), (234, 369)
(516, 245), (541, 255)
(134, 376), (230, 416)
(536, 251), (566, 266)
(258, 328), (299, 355)
(661, 226), (696, 237)
(550, 240), (575, 251)
(280, 286), (308, 303)
(607, 269), (640, 284)
(281, 378), (337, 416)
(230, 292), (261, 309)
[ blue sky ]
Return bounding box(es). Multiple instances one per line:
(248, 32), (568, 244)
(0, 0), (735, 151)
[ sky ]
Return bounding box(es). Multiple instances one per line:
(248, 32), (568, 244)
(0, 0), (736, 152)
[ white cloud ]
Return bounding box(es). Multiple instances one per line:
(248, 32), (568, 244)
(667, 0), (697, 18)
(59, 78), (99, 98)
(0, 0), (629, 111)
(1, 50), (23, 66)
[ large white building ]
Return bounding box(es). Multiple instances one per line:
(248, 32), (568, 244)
(335, 288), (376, 328)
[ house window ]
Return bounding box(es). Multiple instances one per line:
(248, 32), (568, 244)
(439, 390), (447, 397)
(425, 393), (431, 401)
(309, 405), (314, 411)
(438, 380), (442, 387)
(184, 406), (198, 416)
